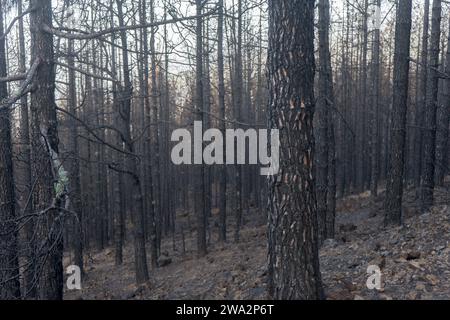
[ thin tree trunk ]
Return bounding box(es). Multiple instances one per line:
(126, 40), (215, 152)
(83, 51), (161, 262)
(414, 0), (430, 190)
(385, 0), (413, 226)
(434, 18), (450, 186)
(116, 0), (150, 284)
(233, 0), (244, 243)
(420, 0), (442, 213)
(217, 0), (227, 243)
(0, 0), (21, 299)
(17, 0), (37, 299)
(149, 0), (162, 255)
(195, 0), (207, 257)
(370, 0), (381, 197)
(67, 36), (84, 276)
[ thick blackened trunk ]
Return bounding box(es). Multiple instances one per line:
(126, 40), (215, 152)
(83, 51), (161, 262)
(385, 0), (413, 225)
(267, 0), (324, 300)
(30, 0), (64, 300)
(420, 0), (441, 213)
(0, 0), (21, 299)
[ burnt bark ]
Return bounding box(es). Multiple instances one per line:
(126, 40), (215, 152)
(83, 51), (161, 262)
(420, 0), (442, 213)
(267, 0), (324, 300)
(385, 0), (413, 225)
(30, 0), (64, 300)
(0, 0), (21, 299)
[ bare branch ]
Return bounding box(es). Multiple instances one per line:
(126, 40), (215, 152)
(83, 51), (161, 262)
(0, 58), (41, 110)
(43, 7), (218, 40)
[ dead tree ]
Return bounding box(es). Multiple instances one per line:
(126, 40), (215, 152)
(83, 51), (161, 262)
(317, 0), (336, 241)
(267, 0), (324, 300)
(30, 0), (64, 299)
(370, 0), (381, 197)
(420, 0), (442, 213)
(115, 0), (150, 284)
(195, 0), (207, 257)
(217, 0), (227, 242)
(0, 0), (21, 299)
(414, 0), (430, 189)
(385, 0), (413, 225)
(434, 18), (450, 186)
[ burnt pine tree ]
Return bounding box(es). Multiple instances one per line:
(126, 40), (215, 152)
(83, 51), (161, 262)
(370, 0), (381, 198)
(67, 33), (84, 277)
(384, 0), (413, 226)
(217, 0), (227, 242)
(316, 0), (330, 243)
(267, 0), (324, 299)
(30, 0), (64, 299)
(434, 18), (450, 186)
(414, 0), (430, 190)
(420, 0), (442, 213)
(0, 0), (21, 299)
(317, 0), (336, 241)
(115, 0), (150, 284)
(234, 0), (244, 243)
(195, 0), (207, 257)
(17, 0), (37, 298)
(139, 0), (158, 268)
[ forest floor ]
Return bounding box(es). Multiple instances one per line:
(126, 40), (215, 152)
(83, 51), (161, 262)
(64, 181), (450, 300)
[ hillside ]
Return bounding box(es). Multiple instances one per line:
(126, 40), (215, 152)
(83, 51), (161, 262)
(64, 185), (450, 300)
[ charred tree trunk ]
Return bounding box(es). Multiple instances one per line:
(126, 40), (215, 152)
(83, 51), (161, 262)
(267, 0), (324, 300)
(385, 0), (413, 226)
(67, 36), (84, 276)
(370, 0), (381, 197)
(140, 0), (158, 269)
(420, 0), (442, 213)
(414, 0), (430, 189)
(0, 0), (21, 299)
(434, 18), (450, 186)
(217, 0), (227, 242)
(317, 0), (336, 241)
(234, 0), (243, 243)
(30, 0), (64, 300)
(195, 0), (207, 257)
(116, 0), (149, 284)
(149, 0), (162, 255)
(17, 0), (37, 298)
